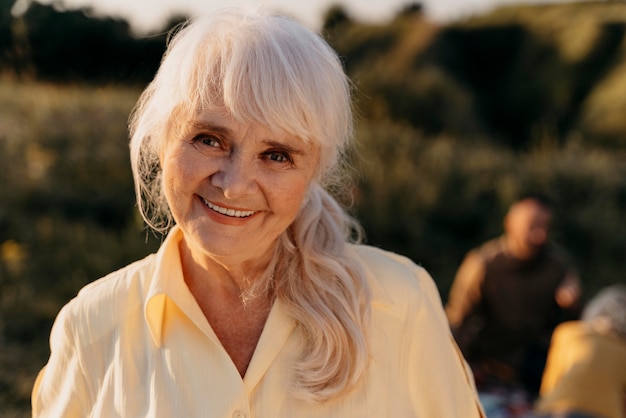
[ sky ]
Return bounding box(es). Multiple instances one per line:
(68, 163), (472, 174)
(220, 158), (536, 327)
(25, 0), (578, 33)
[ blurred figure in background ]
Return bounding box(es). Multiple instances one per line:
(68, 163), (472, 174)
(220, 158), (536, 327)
(445, 193), (581, 416)
(535, 284), (626, 418)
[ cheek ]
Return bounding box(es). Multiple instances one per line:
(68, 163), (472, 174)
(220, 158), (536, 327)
(161, 157), (180, 193)
(161, 152), (198, 199)
(276, 178), (313, 215)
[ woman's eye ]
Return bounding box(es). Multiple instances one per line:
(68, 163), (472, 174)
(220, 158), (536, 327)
(267, 152), (291, 163)
(191, 134), (221, 149)
(199, 135), (220, 147)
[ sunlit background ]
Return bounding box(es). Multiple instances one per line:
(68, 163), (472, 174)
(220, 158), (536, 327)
(13, 0), (582, 32)
(1, 0), (625, 416)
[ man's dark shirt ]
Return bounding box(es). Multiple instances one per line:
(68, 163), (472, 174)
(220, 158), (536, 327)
(446, 237), (578, 394)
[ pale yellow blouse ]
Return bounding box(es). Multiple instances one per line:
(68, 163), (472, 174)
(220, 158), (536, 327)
(32, 227), (484, 417)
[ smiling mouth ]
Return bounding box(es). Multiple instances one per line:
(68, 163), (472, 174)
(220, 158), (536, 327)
(202, 198), (255, 218)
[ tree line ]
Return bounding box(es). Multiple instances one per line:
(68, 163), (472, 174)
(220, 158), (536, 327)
(0, 0), (178, 83)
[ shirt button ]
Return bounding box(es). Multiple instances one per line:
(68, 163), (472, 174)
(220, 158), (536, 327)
(232, 411), (246, 418)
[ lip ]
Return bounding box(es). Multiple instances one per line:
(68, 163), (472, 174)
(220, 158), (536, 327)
(199, 196), (256, 219)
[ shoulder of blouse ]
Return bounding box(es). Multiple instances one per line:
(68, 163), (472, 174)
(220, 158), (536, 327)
(346, 243), (442, 317)
(54, 253), (158, 347)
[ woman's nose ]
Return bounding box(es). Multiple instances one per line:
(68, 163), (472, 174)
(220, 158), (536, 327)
(210, 155), (255, 199)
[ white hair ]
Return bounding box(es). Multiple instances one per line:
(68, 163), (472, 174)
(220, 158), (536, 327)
(582, 284), (626, 339)
(128, 8), (369, 402)
(129, 8), (354, 232)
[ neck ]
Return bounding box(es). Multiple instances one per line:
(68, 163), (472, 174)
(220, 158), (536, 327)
(504, 236), (542, 261)
(178, 238), (273, 300)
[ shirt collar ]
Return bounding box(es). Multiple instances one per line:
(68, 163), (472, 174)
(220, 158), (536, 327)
(144, 229), (390, 347)
(144, 225), (189, 347)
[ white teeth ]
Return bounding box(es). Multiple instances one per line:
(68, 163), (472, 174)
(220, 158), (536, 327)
(203, 199), (255, 218)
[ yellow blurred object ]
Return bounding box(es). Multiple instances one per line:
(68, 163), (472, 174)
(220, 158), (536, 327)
(1, 240), (27, 275)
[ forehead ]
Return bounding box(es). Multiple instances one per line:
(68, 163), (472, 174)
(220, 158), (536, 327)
(511, 200), (552, 223)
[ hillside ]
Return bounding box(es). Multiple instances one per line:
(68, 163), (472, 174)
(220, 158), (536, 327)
(325, 1), (626, 149)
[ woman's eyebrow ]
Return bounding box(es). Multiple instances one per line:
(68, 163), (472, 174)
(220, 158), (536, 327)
(190, 121), (232, 135)
(190, 120), (308, 154)
(262, 140), (307, 155)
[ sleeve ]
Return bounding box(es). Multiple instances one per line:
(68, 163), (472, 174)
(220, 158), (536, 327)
(408, 267), (485, 418)
(32, 303), (92, 418)
(550, 244), (582, 317)
(445, 251), (485, 329)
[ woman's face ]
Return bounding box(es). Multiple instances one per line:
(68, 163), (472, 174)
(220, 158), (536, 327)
(161, 108), (319, 267)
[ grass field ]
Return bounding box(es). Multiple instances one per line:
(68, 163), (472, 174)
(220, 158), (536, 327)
(1, 74), (624, 415)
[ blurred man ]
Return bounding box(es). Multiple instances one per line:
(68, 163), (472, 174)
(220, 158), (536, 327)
(445, 194), (581, 409)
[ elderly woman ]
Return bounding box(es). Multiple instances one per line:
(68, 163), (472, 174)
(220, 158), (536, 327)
(535, 284), (626, 418)
(32, 8), (484, 417)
